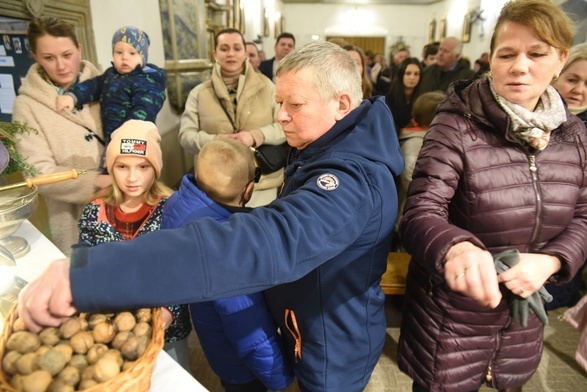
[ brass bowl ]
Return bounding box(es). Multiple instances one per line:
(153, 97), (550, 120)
(0, 185), (38, 259)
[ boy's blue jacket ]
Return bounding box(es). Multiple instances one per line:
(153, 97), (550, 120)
(161, 174), (293, 389)
(70, 96), (404, 391)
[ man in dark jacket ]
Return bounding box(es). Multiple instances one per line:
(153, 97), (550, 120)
(259, 32), (295, 82)
(19, 42), (404, 392)
(418, 36), (475, 93)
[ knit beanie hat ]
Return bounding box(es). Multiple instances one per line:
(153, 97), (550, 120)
(112, 26), (150, 66)
(106, 120), (163, 178)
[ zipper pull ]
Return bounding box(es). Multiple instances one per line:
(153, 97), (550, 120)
(529, 155), (537, 173)
(486, 365), (493, 382)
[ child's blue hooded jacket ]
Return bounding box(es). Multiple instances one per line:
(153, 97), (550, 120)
(162, 174), (293, 390)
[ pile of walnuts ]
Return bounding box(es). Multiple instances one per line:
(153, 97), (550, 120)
(1, 309), (154, 392)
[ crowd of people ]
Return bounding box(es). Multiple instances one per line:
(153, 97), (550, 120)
(9, 0), (587, 391)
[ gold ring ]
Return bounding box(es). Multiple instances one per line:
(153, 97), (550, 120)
(519, 287), (526, 293)
(454, 272), (466, 280)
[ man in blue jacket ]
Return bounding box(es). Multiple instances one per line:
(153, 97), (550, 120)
(19, 41), (404, 392)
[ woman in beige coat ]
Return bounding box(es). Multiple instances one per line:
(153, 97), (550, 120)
(179, 28), (285, 207)
(13, 17), (108, 255)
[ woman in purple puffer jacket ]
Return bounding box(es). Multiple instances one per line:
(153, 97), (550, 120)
(397, 1), (587, 391)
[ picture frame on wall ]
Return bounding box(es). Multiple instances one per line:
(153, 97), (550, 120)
(232, 0), (240, 30)
(240, 5), (245, 33)
(263, 8), (270, 37)
(428, 18), (437, 43)
(274, 16), (282, 38)
(440, 17), (447, 40)
(207, 28), (215, 62)
(462, 11), (471, 43)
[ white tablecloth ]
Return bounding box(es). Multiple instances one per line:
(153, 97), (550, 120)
(7, 220), (208, 391)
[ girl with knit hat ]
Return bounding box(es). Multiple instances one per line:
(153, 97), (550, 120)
(56, 26), (167, 173)
(77, 120), (192, 371)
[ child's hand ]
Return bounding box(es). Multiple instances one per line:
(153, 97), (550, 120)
(56, 95), (75, 112)
(161, 307), (174, 330)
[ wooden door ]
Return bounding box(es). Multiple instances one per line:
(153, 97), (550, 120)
(326, 36), (386, 56)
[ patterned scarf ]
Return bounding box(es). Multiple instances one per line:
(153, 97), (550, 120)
(490, 83), (567, 151)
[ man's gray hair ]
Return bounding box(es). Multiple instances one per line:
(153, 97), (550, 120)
(276, 41), (363, 107)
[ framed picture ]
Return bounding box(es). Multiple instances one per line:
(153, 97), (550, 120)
(274, 16), (282, 38)
(207, 28), (216, 62)
(263, 8), (270, 37)
(462, 11), (471, 43)
(428, 18), (437, 44)
(439, 17), (447, 40)
(240, 4), (245, 34)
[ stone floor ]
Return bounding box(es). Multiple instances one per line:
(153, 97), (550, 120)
(187, 296), (587, 392)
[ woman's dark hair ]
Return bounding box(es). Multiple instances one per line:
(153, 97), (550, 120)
(386, 57), (423, 130)
(215, 28), (246, 48)
(27, 16), (79, 53)
(386, 57), (422, 103)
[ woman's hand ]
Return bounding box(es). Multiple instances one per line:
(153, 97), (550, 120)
(497, 253), (561, 298)
(222, 130), (255, 147)
(56, 95), (75, 113)
(444, 241), (502, 308)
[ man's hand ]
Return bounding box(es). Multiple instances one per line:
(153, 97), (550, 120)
(444, 241), (502, 308)
(18, 259), (77, 333)
(56, 95), (75, 113)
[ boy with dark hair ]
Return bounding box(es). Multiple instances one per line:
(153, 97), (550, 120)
(258, 32), (295, 81)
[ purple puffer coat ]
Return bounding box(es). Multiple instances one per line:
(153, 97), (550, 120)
(398, 76), (587, 391)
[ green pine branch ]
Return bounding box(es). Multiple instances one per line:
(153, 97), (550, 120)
(0, 121), (39, 178)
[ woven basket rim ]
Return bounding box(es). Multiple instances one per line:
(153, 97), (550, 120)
(0, 305), (164, 392)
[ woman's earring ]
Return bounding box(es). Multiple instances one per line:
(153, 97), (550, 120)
(553, 73), (560, 81)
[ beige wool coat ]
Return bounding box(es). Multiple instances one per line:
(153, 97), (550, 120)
(13, 61), (104, 255)
(179, 62), (285, 206)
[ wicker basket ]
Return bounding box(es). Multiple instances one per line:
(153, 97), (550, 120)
(0, 305), (164, 392)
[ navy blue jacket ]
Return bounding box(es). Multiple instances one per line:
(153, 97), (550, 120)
(70, 96), (404, 391)
(162, 174), (293, 389)
(69, 63), (166, 137)
(258, 58), (275, 81)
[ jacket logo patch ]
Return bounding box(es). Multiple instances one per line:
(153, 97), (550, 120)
(120, 139), (147, 155)
(317, 174), (339, 191)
